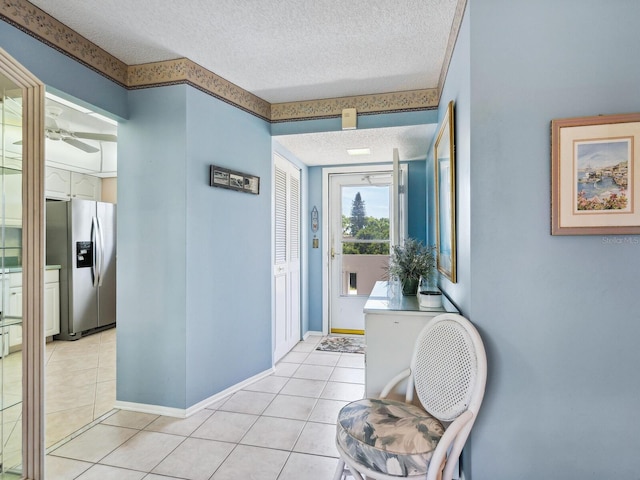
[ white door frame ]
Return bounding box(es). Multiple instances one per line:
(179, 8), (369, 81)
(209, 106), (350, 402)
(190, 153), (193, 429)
(321, 164), (406, 335)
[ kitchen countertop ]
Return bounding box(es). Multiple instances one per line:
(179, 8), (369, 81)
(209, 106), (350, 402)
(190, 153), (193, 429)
(2, 265), (61, 273)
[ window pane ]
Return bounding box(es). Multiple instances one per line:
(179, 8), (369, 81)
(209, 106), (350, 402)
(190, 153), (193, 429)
(341, 185), (390, 242)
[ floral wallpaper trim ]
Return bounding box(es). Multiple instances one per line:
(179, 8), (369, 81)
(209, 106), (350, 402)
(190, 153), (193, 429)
(438, 0), (467, 95)
(0, 0), (128, 85)
(270, 89), (439, 122)
(1, 0), (443, 122)
(126, 59), (271, 121)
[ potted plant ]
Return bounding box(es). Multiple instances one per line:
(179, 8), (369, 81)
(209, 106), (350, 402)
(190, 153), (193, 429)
(388, 238), (437, 296)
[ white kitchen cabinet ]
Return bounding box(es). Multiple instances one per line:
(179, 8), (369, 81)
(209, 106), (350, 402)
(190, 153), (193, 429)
(45, 166), (72, 200)
(3, 170), (22, 227)
(45, 167), (102, 201)
(44, 273), (60, 337)
(363, 282), (457, 399)
(8, 269), (60, 347)
(71, 171), (101, 200)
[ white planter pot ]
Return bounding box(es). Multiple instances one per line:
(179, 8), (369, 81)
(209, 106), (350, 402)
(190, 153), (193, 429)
(418, 290), (442, 309)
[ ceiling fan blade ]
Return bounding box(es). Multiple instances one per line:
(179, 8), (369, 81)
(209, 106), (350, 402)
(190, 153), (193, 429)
(62, 137), (100, 153)
(73, 132), (117, 142)
(13, 140), (23, 146)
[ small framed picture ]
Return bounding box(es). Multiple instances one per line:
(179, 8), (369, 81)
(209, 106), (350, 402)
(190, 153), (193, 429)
(210, 165), (260, 195)
(551, 112), (640, 235)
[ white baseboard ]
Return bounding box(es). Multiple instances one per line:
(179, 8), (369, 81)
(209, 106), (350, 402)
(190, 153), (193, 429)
(114, 366), (275, 418)
(303, 330), (323, 340)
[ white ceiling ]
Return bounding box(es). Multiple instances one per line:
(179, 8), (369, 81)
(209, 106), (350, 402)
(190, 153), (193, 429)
(44, 94), (118, 177)
(27, 0), (460, 167)
(275, 124), (436, 166)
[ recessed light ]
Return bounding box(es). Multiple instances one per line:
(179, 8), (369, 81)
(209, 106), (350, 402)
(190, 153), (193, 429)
(347, 148), (371, 156)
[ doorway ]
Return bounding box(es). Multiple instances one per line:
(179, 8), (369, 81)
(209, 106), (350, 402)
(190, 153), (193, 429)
(0, 46), (47, 479)
(41, 92), (118, 448)
(273, 154), (301, 362)
(324, 165), (406, 334)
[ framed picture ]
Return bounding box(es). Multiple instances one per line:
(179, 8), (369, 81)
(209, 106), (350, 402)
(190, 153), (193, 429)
(551, 113), (640, 235)
(210, 165), (260, 195)
(434, 100), (457, 283)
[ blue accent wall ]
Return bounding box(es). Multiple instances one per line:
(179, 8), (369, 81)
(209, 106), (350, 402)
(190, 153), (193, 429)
(117, 86), (189, 407)
(117, 85), (273, 408)
(184, 87), (272, 405)
(0, 22), (128, 119)
(407, 160), (427, 243)
(428, 2), (640, 478)
(307, 166), (324, 332)
(0, 21), (128, 118)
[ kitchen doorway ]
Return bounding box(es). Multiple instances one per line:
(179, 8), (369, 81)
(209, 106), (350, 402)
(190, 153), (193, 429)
(40, 91), (119, 449)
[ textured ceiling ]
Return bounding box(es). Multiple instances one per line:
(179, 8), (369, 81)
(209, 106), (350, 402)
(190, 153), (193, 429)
(274, 125), (435, 166)
(26, 0), (460, 167)
(27, 0), (459, 104)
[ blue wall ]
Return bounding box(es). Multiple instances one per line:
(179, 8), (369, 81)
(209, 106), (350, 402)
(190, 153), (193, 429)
(117, 85), (273, 408)
(117, 86), (189, 407)
(0, 22), (128, 118)
(430, 1), (640, 478)
(185, 87), (272, 405)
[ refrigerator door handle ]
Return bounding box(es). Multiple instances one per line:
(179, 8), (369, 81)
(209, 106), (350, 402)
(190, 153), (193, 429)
(97, 216), (105, 287)
(92, 216), (99, 287)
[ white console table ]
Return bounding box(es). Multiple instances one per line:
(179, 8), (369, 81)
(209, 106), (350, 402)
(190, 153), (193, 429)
(364, 281), (458, 399)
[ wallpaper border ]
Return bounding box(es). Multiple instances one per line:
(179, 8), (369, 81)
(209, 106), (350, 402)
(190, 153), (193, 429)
(1, 0), (463, 122)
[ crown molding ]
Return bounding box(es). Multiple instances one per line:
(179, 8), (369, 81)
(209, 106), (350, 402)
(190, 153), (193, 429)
(2, 0), (451, 122)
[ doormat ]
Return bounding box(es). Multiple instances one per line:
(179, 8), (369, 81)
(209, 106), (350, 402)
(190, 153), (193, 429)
(316, 336), (365, 354)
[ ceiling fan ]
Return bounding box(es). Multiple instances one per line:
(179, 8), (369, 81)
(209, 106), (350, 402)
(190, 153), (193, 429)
(44, 105), (117, 153)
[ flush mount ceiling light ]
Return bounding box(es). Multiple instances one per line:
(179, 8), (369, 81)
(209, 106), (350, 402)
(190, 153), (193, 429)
(347, 148), (371, 156)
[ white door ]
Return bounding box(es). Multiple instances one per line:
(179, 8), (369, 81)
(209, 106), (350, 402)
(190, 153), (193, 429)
(328, 169), (404, 334)
(273, 154), (301, 362)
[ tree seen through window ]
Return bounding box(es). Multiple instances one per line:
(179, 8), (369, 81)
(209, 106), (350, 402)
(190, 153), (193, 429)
(343, 190), (390, 255)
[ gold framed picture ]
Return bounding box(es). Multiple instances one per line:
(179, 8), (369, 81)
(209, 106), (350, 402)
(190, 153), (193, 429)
(434, 100), (456, 283)
(551, 112), (640, 235)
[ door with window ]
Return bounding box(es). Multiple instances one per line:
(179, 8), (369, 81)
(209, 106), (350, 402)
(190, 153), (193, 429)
(273, 154), (301, 361)
(329, 169), (404, 334)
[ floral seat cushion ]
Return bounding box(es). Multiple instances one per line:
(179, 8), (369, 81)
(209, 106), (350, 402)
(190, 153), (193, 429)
(336, 398), (445, 477)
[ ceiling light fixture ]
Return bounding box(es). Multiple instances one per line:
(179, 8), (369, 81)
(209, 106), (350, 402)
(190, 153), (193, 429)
(347, 148), (371, 156)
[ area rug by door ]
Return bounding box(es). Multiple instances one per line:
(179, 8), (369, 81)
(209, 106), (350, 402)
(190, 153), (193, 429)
(316, 336), (365, 354)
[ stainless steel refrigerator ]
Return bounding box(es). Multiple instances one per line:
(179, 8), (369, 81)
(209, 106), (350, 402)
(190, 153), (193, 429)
(46, 199), (116, 340)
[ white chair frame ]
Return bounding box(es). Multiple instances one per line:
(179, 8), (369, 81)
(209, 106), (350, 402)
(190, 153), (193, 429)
(333, 313), (487, 480)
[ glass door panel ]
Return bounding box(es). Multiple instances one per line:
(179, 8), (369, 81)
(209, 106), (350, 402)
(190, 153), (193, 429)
(0, 75), (23, 477)
(340, 184), (390, 297)
(329, 171), (404, 334)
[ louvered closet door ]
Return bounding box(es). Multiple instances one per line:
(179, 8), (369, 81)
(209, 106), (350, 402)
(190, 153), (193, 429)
(273, 154), (301, 362)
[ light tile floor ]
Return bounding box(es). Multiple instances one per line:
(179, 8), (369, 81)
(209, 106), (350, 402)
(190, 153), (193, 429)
(0, 327), (117, 475)
(46, 328), (117, 449)
(45, 335), (364, 480)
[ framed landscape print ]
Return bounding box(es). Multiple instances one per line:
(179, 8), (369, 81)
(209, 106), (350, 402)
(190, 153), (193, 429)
(551, 112), (640, 235)
(434, 101), (457, 283)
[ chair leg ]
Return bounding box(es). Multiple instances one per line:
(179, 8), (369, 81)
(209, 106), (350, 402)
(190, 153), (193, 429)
(334, 459), (368, 480)
(333, 458), (346, 480)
